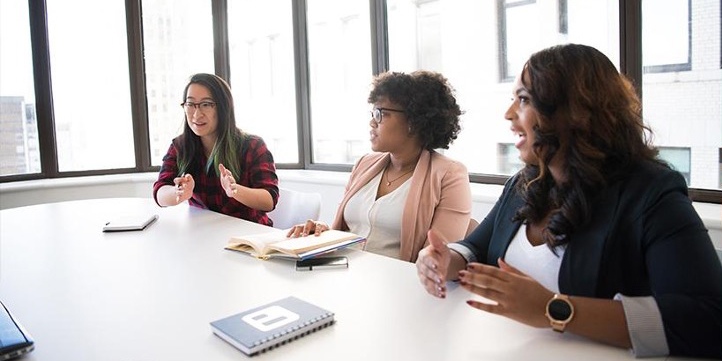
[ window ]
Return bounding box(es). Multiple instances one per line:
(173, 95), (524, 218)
(499, 0), (620, 82)
(307, 0), (373, 164)
(497, 143), (524, 175)
(388, 0), (619, 177)
(143, 0), (214, 166)
(642, 0), (721, 191)
(0, 0), (40, 176)
(658, 147), (691, 184)
(46, 0), (135, 171)
(642, 0), (691, 72)
(228, 0), (298, 164)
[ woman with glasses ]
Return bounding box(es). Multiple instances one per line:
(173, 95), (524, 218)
(415, 44), (721, 358)
(287, 71), (472, 262)
(153, 73), (279, 226)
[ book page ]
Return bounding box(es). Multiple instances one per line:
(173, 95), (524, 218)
(227, 229), (287, 256)
(268, 230), (358, 255)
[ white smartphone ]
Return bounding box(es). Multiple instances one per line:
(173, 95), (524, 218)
(295, 256), (348, 271)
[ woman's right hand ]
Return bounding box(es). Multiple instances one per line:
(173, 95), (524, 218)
(416, 229), (451, 298)
(286, 219), (330, 238)
(174, 174), (195, 204)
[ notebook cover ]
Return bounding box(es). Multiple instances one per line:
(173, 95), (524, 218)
(210, 296), (334, 356)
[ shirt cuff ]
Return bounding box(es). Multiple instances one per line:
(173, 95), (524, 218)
(614, 294), (669, 358)
(447, 242), (477, 264)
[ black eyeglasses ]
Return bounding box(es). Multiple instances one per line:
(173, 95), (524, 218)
(181, 101), (216, 113)
(371, 107), (405, 124)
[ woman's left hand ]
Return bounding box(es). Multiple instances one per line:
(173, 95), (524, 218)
(458, 258), (553, 328)
(219, 164), (237, 198)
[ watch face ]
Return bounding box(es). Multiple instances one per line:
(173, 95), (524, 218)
(548, 299), (572, 321)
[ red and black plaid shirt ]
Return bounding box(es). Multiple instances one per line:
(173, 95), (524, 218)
(153, 134), (279, 226)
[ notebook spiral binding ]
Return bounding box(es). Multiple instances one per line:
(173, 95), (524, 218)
(253, 312), (335, 355)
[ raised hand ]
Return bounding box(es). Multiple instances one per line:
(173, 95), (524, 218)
(415, 229), (451, 298)
(459, 258), (553, 328)
(174, 173), (195, 204)
(286, 219), (329, 238)
(218, 163), (237, 198)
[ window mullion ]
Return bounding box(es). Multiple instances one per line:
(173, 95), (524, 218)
(28, 0), (58, 179)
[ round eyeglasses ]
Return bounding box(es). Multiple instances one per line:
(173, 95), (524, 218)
(181, 101), (216, 113)
(370, 107), (405, 124)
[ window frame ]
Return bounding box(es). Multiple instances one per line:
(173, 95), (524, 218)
(1, 0), (719, 204)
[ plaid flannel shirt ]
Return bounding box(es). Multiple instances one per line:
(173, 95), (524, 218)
(153, 134), (279, 226)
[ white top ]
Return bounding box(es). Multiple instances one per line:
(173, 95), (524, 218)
(503, 223), (565, 293)
(343, 171), (411, 259)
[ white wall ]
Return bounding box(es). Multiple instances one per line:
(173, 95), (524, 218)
(1, 170), (720, 249)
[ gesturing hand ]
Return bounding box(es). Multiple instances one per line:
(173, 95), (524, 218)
(218, 164), (237, 198)
(174, 173), (195, 204)
(415, 229), (451, 298)
(286, 219), (329, 238)
(459, 258), (553, 328)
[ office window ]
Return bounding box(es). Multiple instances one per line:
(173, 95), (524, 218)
(388, 0), (618, 176)
(658, 147), (692, 184)
(143, 0), (214, 166)
(46, 0), (135, 171)
(229, 0), (298, 164)
(307, 0), (373, 164)
(642, 0), (691, 72)
(497, 143), (524, 175)
(0, 0), (40, 176)
(642, 0), (721, 191)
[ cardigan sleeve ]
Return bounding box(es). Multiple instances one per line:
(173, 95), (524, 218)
(426, 160), (471, 247)
(639, 170), (721, 358)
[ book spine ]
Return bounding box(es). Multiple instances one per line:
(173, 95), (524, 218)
(251, 312), (335, 355)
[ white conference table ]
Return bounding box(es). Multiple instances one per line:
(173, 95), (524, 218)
(0, 198), (698, 361)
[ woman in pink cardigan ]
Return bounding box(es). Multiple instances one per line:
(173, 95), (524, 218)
(288, 71), (471, 262)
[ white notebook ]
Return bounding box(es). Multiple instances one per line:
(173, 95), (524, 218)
(102, 214), (158, 232)
(210, 296), (334, 356)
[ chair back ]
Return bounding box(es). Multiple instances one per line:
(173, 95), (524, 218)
(268, 188), (322, 230)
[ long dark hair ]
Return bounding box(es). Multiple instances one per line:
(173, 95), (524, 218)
(514, 44), (664, 248)
(174, 73), (244, 178)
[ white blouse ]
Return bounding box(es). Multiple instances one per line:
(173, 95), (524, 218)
(343, 171), (411, 259)
(503, 223), (566, 293)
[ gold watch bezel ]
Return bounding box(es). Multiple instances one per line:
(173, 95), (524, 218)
(545, 293), (575, 333)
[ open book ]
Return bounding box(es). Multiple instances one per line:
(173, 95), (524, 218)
(225, 229), (365, 260)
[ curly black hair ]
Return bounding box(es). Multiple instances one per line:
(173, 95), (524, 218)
(367, 70), (462, 150)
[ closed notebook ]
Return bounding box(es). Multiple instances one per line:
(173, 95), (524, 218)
(210, 296), (334, 356)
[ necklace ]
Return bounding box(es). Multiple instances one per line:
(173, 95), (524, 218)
(385, 167), (414, 186)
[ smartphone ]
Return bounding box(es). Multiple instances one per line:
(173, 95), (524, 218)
(0, 301), (34, 361)
(295, 256), (348, 271)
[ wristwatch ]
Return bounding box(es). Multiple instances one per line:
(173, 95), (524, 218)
(545, 293), (574, 332)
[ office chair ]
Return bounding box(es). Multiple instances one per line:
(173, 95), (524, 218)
(268, 188), (322, 230)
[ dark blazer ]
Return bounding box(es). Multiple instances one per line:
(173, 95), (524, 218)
(458, 161), (721, 358)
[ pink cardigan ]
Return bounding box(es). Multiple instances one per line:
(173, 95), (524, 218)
(331, 150), (471, 262)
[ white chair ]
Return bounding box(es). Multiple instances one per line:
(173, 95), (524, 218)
(268, 187), (322, 230)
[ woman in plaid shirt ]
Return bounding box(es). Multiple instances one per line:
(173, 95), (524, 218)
(153, 73), (279, 226)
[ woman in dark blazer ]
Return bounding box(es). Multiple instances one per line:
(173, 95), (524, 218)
(415, 44), (721, 358)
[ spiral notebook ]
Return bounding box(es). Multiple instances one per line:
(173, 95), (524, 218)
(210, 296), (334, 356)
